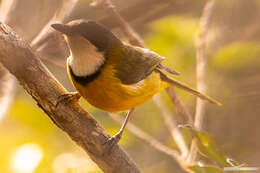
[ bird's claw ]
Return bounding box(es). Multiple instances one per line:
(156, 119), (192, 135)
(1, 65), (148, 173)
(55, 92), (81, 107)
(102, 132), (122, 154)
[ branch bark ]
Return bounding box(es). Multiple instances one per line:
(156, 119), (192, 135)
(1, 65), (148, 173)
(0, 22), (141, 173)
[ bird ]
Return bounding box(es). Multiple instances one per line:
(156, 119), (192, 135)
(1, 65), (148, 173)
(51, 19), (221, 145)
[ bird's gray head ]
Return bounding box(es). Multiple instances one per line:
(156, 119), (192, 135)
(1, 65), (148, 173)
(52, 20), (121, 77)
(51, 20), (121, 52)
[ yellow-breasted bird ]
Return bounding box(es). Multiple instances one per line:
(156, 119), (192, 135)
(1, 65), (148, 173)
(51, 20), (221, 144)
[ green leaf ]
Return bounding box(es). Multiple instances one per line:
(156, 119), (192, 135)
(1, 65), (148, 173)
(179, 126), (232, 167)
(195, 131), (230, 167)
(187, 165), (224, 173)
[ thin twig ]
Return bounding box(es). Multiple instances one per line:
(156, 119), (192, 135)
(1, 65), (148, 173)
(195, 0), (215, 128)
(187, 0), (216, 163)
(153, 94), (189, 158)
(166, 87), (193, 125)
(0, 0), (16, 22)
(31, 0), (78, 48)
(28, 0), (77, 70)
(107, 113), (185, 166)
(96, 0), (145, 47)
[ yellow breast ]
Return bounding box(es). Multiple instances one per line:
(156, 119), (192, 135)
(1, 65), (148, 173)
(67, 59), (169, 113)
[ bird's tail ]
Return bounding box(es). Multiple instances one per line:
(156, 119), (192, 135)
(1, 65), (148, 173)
(157, 69), (222, 106)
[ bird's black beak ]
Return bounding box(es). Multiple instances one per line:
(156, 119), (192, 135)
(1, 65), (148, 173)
(51, 23), (72, 35)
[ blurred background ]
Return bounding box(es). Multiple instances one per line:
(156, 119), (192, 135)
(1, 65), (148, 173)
(0, 0), (260, 172)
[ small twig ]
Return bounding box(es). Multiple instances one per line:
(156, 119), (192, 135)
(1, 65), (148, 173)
(195, 0), (215, 128)
(31, 0), (78, 48)
(153, 94), (189, 158)
(187, 0), (216, 163)
(107, 113), (184, 165)
(96, 0), (145, 47)
(98, 0), (174, 28)
(0, 0), (16, 22)
(166, 87), (193, 125)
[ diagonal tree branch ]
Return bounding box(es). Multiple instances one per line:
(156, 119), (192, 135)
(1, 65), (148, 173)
(153, 95), (189, 158)
(92, 0), (145, 47)
(0, 22), (141, 173)
(107, 113), (180, 160)
(107, 112), (191, 172)
(166, 87), (193, 125)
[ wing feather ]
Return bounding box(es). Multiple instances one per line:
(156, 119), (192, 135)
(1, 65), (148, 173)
(114, 44), (164, 84)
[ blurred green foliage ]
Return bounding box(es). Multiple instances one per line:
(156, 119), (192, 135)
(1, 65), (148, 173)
(212, 42), (260, 70)
(146, 16), (201, 106)
(146, 16), (197, 77)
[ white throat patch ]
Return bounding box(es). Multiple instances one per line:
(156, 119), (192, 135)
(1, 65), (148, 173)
(68, 36), (105, 77)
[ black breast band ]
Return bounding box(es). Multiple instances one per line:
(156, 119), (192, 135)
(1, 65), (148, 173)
(68, 65), (102, 86)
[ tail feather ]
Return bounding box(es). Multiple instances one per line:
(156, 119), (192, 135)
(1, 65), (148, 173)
(157, 69), (222, 106)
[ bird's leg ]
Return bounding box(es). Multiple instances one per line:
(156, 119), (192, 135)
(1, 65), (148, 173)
(55, 92), (81, 107)
(114, 108), (135, 142)
(104, 108), (135, 149)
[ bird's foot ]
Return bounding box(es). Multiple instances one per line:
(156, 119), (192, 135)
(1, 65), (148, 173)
(56, 92), (81, 107)
(103, 132), (122, 154)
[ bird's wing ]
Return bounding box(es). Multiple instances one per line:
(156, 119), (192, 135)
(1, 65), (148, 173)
(113, 45), (164, 85)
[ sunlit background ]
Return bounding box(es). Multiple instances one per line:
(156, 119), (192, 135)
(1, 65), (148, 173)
(0, 0), (260, 172)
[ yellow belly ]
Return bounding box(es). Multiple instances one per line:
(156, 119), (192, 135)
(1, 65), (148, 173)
(68, 63), (169, 113)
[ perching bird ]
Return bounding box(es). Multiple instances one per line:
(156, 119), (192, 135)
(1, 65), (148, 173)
(51, 20), (221, 144)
